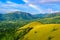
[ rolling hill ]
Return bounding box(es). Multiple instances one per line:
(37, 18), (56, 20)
(15, 22), (60, 40)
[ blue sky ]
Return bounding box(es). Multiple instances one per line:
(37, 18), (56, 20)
(0, 0), (60, 14)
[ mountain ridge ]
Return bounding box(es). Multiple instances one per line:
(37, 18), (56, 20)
(0, 11), (60, 24)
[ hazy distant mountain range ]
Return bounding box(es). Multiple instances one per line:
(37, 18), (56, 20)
(0, 11), (60, 23)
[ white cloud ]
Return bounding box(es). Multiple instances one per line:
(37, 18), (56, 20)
(40, 0), (60, 3)
(23, 0), (60, 4)
(0, 9), (20, 13)
(29, 4), (39, 10)
(23, 0), (44, 13)
(23, 0), (28, 3)
(23, 0), (60, 14)
(28, 4), (44, 13)
(0, 1), (30, 13)
(0, 1), (43, 14)
(45, 8), (60, 13)
(6, 1), (14, 4)
(0, 1), (21, 13)
(0, 0), (60, 14)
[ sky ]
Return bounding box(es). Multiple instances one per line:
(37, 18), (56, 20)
(0, 0), (60, 14)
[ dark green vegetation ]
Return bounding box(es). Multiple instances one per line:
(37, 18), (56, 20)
(48, 36), (54, 40)
(0, 11), (60, 40)
(15, 27), (33, 40)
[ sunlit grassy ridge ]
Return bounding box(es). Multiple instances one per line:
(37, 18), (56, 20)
(16, 22), (60, 40)
(18, 22), (42, 29)
(16, 22), (41, 34)
(15, 22), (42, 40)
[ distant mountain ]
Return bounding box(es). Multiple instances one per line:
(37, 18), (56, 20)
(32, 12), (60, 24)
(33, 12), (60, 18)
(0, 11), (35, 21)
(46, 12), (60, 18)
(0, 11), (60, 23)
(33, 14), (47, 18)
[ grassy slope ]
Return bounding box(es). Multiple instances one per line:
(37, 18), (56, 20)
(16, 22), (60, 40)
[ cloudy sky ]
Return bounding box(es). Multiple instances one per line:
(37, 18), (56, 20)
(0, 0), (60, 14)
